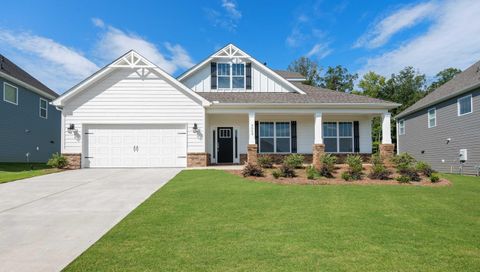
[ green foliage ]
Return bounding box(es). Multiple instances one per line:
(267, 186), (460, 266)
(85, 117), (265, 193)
(283, 154), (304, 169)
(345, 155), (363, 180)
(398, 167), (421, 182)
(368, 156), (392, 180)
(306, 165), (319, 180)
(272, 169), (281, 179)
(257, 156), (273, 168)
(319, 153), (337, 178)
(427, 68), (462, 94)
(416, 161), (434, 177)
(341, 172), (352, 181)
(392, 152), (416, 167)
(287, 56), (322, 86)
(319, 65), (358, 93)
(242, 163), (264, 177)
(358, 71), (386, 98)
(430, 173), (440, 183)
(396, 175), (411, 183)
(279, 164), (296, 178)
(47, 153), (68, 169)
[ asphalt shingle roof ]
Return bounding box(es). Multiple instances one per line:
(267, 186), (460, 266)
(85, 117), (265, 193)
(397, 60), (480, 118)
(273, 70), (305, 80)
(0, 54), (58, 98)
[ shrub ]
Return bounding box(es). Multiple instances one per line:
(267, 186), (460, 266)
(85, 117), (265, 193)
(280, 164), (296, 178)
(398, 167), (421, 182)
(368, 164), (392, 180)
(306, 165), (319, 180)
(47, 153), (68, 169)
(430, 173), (440, 183)
(272, 169), (281, 179)
(319, 154), (337, 178)
(242, 163), (264, 177)
(392, 152), (416, 166)
(416, 161), (434, 177)
(345, 155), (363, 180)
(283, 154), (304, 169)
(396, 175), (410, 183)
(371, 153), (382, 166)
(258, 156), (274, 168)
(341, 172), (351, 181)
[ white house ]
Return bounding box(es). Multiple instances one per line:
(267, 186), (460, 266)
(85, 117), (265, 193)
(53, 44), (399, 168)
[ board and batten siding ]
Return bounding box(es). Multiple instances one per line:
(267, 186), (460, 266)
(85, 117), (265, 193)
(182, 62), (294, 93)
(62, 68), (205, 154)
(398, 88), (480, 175)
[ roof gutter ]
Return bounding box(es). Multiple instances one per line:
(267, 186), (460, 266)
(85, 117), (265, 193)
(208, 102), (400, 109)
(0, 71), (57, 100)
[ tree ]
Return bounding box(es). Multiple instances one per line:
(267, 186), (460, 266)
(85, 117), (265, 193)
(319, 65), (358, 93)
(358, 71), (386, 98)
(383, 66), (426, 115)
(427, 67), (461, 94)
(287, 57), (322, 86)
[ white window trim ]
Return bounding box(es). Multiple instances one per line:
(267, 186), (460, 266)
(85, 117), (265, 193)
(427, 107), (436, 128)
(323, 121), (354, 153)
(216, 62), (246, 91)
(398, 119), (405, 135)
(3, 82), (18, 105)
(457, 94), (473, 116)
(39, 98), (48, 119)
(259, 121), (291, 154)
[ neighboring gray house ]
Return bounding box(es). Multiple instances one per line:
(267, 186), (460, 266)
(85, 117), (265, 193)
(396, 60), (480, 175)
(0, 54), (60, 163)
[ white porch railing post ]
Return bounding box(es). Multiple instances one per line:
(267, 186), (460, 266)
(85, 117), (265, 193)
(381, 112), (392, 144)
(248, 111), (256, 145)
(314, 112), (323, 144)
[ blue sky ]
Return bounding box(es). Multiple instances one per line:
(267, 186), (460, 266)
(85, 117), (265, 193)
(1, 0), (480, 93)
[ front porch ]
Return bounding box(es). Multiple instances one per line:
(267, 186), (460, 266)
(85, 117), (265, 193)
(202, 108), (394, 166)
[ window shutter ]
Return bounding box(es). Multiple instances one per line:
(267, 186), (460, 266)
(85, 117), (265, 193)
(211, 62), (217, 90)
(246, 63), (252, 90)
(291, 121), (297, 153)
(353, 121), (360, 153)
(255, 121), (259, 152)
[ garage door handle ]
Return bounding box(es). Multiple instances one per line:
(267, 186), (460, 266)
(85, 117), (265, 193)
(177, 156), (186, 158)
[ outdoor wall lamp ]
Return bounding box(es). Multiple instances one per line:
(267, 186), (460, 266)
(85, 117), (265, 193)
(193, 123), (198, 133)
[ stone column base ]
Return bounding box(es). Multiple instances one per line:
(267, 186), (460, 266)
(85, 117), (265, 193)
(247, 144), (258, 164)
(379, 144), (395, 166)
(62, 153), (81, 169)
(312, 144), (325, 170)
(187, 153), (210, 167)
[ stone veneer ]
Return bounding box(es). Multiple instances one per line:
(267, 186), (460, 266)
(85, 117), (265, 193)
(187, 152), (210, 167)
(62, 153), (81, 169)
(247, 144), (258, 164)
(312, 144), (325, 170)
(379, 144), (395, 166)
(239, 153), (371, 165)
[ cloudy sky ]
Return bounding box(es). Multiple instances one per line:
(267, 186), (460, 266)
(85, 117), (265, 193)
(1, 0), (479, 93)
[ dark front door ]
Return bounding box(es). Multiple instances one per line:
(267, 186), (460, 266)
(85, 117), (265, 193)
(217, 127), (233, 163)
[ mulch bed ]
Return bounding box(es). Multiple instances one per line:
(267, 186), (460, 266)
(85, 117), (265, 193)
(228, 164), (451, 186)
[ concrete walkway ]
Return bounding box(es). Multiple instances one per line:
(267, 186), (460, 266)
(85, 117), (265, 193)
(0, 168), (181, 272)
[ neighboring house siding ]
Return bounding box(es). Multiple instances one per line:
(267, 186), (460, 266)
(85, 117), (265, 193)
(398, 88), (480, 175)
(0, 77), (60, 162)
(62, 68), (205, 154)
(182, 63), (293, 93)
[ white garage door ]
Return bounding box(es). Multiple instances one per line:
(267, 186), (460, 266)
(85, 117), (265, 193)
(84, 124), (187, 168)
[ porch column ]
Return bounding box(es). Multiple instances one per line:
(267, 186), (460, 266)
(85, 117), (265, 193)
(380, 112), (395, 163)
(312, 112), (325, 169)
(247, 111), (258, 164)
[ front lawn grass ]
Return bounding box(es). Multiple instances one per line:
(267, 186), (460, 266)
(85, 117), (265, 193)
(66, 171), (480, 272)
(0, 163), (61, 184)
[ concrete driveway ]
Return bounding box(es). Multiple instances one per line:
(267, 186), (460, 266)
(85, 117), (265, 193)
(0, 168), (181, 272)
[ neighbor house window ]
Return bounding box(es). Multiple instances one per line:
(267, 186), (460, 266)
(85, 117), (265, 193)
(39, 98), (48, 119)
(217, 63), (245, 89)
(3, 82), (18, 105)
(259, 121), (291, 153)
(428, 108), (436, 128)
(458, 94), (472, 116)
(323, 122), (353, 153)
(398, 119), (405, 135)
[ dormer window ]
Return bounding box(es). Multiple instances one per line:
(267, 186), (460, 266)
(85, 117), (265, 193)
(217, 63), (231, 88)
(232, 63), (245, 88)
(217, 63), (245, 90)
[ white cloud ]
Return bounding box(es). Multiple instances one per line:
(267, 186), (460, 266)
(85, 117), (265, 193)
(355, 1), (438, 49)
(222, 0), (242, 20)
(306, 43), (332, 60)
(0, 29), (99, 92)
(359, 0), (480, 78)
(205, 0), (242, 31)
(93, 20), (194, 73)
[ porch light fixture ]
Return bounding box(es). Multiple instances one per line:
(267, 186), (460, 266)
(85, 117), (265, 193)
(67, 124), (76, 132)
(193, 123), (198, 133)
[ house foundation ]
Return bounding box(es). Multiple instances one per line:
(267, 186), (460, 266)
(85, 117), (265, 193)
(247, 144), (258, 164)
(187, 152), (210, 167)
(62, 153), (81, 169)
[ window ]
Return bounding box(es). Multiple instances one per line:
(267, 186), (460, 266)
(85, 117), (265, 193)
(219, 128), (231, 138)
(259, 121), (291, 153)
(428, 108), (436, 128)
(39, 98), (48, 119)
(398, 119), (405, 135)
(3, 82), (18, 105)
(217, 63), (245, 89)
(217, 63), (231, 89)
(458, 94), (472, 116)
(323, 122), (353, 153)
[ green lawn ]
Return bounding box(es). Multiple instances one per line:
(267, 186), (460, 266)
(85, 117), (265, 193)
(66, 171), (480, 272)
(0, 163), (61, 184)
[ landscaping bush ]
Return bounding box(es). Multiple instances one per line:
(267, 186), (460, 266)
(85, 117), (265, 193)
(392, 152), (416, 166)
(306, 165), (319, 180)
(345, 155), (363, 180)
(257, 156), (274, 168)
(416, 161), (434, 177)
(341, 171), (352, 181)
(272, 169), (281, 179)
(280, 164), (296, 178)
(398, 167), (421, 182)
(396, 175), (411, 183)
(368, 154), (391, 180)
(283, 154), (304, 169)
(430, 173), (440, 183)
(47, 153), (68, 169)
(319, 153), (337, 178)
(242, 163), (264, 177)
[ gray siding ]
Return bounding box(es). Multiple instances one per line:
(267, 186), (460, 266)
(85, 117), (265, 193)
(398, 88), (480, 175)
(0, 77), (60, 162)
